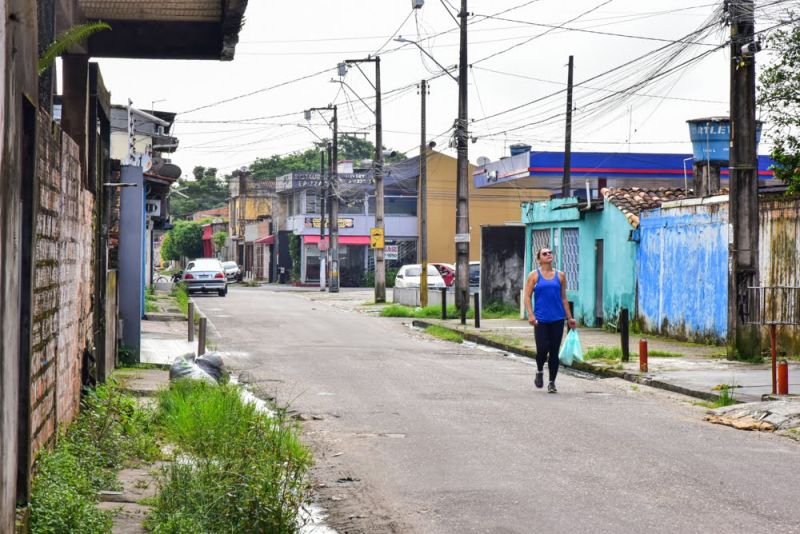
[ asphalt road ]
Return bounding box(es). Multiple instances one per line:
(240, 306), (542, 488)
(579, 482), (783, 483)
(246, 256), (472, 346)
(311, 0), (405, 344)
(195, 286), (800, 534)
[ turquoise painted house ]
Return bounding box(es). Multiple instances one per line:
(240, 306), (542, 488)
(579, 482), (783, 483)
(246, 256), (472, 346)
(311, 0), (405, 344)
(521, 188), (687, 326)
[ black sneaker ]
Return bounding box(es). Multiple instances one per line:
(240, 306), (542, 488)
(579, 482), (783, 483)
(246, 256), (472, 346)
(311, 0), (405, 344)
(534, 372), (544, 389)
(547, 382), (557, 394)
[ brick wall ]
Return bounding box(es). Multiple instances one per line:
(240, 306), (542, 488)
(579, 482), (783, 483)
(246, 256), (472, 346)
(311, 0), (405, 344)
(30, 111), (94, 454)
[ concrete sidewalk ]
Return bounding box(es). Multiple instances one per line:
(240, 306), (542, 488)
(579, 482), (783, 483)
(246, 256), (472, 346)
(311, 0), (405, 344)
(141, 315), (196, 366)
(413, 317), (800, 403)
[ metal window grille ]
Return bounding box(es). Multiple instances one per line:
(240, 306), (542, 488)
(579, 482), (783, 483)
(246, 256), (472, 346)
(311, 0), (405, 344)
(747, 286), (800, 325)
(561, 228), (579, 291)
(532, 229), (550, 260)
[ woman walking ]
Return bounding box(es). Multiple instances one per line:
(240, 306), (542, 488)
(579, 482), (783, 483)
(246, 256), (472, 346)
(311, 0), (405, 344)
(523, 247), (576, 393)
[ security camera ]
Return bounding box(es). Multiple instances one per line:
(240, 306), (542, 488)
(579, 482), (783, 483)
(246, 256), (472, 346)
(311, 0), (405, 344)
(740, 40), (762, 56)
(382, 150), (397, 158)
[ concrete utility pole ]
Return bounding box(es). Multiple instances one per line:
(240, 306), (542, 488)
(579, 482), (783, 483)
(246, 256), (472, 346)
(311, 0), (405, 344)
(343, 57), (385, 302)
(727, 0), (760, 357)
(419, 79), (429, 306)
(563, 55), (574, 198)
(330, 106), (340, 292)
(326, 142), (333, 284)
(455, 0), (470, 318)
(319, 149), (327, 291)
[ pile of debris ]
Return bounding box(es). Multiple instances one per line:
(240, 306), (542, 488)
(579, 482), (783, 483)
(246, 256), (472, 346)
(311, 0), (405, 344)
(705, 400), (800, 432)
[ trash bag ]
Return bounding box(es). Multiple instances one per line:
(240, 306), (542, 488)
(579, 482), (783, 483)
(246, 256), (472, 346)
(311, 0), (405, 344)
(169, 353), (216, 384)
(558, 329), (584, 366)
(195, 352), (226, 383)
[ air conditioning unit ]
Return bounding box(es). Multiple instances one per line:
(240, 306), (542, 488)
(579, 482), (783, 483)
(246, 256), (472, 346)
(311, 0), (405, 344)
(145, 199), (161, 217)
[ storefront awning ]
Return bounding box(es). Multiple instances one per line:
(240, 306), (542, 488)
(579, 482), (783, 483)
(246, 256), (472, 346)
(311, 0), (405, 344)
(303, 235), (371, 245)
(255, 235), (274, 245)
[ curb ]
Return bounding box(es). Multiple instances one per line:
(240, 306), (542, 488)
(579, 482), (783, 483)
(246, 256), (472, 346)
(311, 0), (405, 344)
(411, 320), (723, 403)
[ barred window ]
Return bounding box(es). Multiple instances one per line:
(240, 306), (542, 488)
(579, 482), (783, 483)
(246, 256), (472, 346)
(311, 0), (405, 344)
(561, 228), (579, 291)
(532, 229), (550, 262)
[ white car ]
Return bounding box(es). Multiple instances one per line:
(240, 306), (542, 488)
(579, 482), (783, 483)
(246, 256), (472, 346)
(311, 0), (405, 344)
(221, 261), (242, 282)
(394, 264), (447, 289)
(183, 258), (228, 297)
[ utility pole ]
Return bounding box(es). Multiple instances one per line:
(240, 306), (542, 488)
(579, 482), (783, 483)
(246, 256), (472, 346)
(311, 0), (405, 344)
(563, 55), (574, 198)
(326, 142), (333, 285)
(330, 105), (340, 292)
(727, 0), (760, 358)
(455, 0), (470, 319)
(343, 57), (385, 302)
(319, 149), (327, 291)
(419, 79), (429, 306)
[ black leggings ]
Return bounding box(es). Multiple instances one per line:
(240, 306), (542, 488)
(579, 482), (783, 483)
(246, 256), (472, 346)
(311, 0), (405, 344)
(534, 320), (565, 382)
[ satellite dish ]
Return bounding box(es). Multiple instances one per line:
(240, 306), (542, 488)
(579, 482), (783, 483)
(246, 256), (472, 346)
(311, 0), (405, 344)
(476, 156), (491, 167)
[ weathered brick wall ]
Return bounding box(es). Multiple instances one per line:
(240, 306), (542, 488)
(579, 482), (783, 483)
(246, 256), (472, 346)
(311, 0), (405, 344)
(30, 111), (94, 454)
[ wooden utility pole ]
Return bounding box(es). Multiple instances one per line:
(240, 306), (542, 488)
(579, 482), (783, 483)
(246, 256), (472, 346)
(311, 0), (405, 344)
(420, 79), (429, 306)
(727, 0), (760, 357)
(455, 0), (470, 320)
(563, 55), (574, 198)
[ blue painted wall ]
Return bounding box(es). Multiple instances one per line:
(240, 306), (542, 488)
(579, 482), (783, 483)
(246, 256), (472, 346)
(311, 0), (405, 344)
(522, 198), (637, 326)
(637, 199), (729, 342)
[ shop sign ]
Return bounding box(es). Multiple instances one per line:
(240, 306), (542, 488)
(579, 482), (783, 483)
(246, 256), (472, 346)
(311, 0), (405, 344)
(384, 244), (399, 260)
(305, 217), (354, 229)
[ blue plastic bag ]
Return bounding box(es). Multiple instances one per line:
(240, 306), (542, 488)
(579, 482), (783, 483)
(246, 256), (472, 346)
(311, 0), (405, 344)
(559, 329), (584, 366)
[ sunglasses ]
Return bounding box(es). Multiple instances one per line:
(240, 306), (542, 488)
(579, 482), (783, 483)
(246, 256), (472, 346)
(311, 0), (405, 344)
(540, 251), (553, 256)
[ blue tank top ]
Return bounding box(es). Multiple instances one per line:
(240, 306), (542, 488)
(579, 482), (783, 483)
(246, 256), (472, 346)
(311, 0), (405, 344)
(533, 269), (566, 323)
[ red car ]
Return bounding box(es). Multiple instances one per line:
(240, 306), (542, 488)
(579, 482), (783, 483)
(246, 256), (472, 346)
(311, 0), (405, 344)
(430, 262), (456, 287)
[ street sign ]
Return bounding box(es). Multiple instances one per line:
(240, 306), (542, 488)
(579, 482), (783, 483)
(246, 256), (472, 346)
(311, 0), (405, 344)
(318, 239), (329, 251)
(454, 233), (471, 243)
(370, 227), (385, 249)
(385, 244), (399, 260)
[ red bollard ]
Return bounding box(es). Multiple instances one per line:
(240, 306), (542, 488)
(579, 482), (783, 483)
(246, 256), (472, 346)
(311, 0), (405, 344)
(778, 360), (789, 395)
(639, 339), (648, 373)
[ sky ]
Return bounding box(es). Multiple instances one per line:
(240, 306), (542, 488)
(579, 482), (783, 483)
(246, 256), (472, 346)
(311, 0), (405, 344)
(89, 0), (791, 179)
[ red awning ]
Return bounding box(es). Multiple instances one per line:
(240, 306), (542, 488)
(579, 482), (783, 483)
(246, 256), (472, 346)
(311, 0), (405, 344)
(303, 235), (370, 245)
(255, 234), (274, 245)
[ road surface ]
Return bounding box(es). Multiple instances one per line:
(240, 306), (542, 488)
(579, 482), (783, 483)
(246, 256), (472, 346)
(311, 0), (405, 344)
(194, 286), (800, 534)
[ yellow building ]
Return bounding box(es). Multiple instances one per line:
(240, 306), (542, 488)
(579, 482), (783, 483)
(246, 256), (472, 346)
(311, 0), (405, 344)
(423, 151), (549, 262)
(228, 170), (276, 265)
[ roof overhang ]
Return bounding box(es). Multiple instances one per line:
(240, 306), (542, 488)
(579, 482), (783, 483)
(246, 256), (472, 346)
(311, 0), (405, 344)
(76, 0), (248, 60)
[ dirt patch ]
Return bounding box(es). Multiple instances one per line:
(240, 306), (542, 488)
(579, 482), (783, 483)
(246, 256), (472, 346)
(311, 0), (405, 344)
(301, 427), (413, 534)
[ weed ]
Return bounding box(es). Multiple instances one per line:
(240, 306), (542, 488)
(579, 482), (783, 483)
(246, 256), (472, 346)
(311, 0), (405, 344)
(630, 384), (639, 392)
(118, 345), (137, 366)
(379, 304), (415, 318)
(29, 381), (159, 532)
(148, 380), (311, 533)
(145, 301), (159, 313)
(425, 325), (464, 343)
(585, 346), (682, 360)
(713, 384), (737, 408)
(171, 283), (189, 316)
(485, 333), (524, 346)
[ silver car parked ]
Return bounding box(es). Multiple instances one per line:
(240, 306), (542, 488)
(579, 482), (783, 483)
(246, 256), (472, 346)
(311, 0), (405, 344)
(183, 258), (228, 297)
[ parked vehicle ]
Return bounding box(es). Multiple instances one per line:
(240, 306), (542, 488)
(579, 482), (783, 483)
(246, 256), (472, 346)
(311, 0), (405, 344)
(221, 261), (242, 282)
(469, 261), (480, 288)
(183, 258), (228, 297)
(394, 264), (447, 289)
(430, 262), (456, 286)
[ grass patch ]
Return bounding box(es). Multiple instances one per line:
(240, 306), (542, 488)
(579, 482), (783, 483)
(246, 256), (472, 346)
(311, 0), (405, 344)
(585, 346), (683, 361)
(145, 301), (159, 313)
(171, 282), (189, 316)
(425, 325), (464, 343)
(481, 302), (519, 320)
(380, 303), (475, 319)
(29, 381), (159, 533)
(147, 380), (311, 533)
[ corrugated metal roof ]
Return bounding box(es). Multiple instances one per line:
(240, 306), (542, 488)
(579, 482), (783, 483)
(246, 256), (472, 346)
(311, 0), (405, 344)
(79, 0), (221, 22)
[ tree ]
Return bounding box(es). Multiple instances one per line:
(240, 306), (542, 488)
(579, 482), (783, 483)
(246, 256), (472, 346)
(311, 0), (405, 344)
(170, 220), (204, 259)
(248, 135), (407, 181)
(160, 232), (178, 262)
(758, 14), (800, 192)
(169, 166), (229, 220)
(212, 231), (228, 256)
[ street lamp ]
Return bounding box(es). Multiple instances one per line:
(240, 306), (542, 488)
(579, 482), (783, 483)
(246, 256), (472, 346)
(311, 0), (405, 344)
(394, 36), (458, 83)
(340, 56), (387, 303)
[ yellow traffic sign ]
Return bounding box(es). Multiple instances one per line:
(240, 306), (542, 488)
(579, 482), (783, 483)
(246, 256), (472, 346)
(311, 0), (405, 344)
(370, 227), (384, 249)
